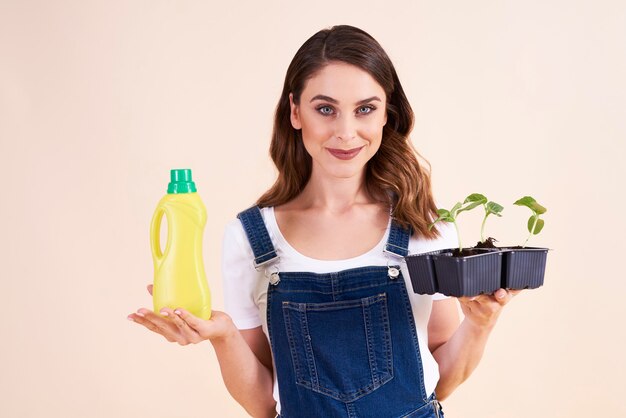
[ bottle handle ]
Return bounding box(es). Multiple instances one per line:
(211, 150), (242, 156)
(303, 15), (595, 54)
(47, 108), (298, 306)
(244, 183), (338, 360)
(150, 205), (172, 268)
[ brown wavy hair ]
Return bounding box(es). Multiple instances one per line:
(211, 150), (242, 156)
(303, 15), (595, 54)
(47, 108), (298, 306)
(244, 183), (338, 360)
(256, 24), (442, 239)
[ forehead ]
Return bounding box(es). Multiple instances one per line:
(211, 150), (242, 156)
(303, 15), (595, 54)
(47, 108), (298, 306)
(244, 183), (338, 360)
(301, 62), (385, 101)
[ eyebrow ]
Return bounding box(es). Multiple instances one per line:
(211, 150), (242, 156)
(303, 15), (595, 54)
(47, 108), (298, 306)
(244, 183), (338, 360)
(309, 95), (382, 106)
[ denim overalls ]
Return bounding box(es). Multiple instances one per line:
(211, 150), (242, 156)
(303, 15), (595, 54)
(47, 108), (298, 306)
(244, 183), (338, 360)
(237, 205), (444, 418)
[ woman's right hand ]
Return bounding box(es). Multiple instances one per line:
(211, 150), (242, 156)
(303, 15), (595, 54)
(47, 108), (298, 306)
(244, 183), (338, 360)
(127, 284), (237, 346)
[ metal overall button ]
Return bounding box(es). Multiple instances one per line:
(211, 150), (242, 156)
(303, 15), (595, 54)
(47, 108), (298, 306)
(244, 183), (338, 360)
(385, 250), (402, 280)
(265, 264), (281, 285)
(269, 272), (280, 285)
(387, 267), (400, 279)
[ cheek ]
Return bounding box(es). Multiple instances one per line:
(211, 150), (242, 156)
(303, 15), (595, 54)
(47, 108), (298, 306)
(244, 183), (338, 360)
(375, 111), (388, 131)
(300, 124), (328, 154)
(361, 115), (386, 140)
(301, 117), (332, 142)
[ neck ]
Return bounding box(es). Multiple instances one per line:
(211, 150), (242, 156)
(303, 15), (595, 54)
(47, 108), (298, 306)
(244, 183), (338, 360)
(297, 164), (377, 214)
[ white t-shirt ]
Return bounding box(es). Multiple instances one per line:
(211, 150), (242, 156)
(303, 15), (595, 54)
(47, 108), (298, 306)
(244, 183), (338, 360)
(221, 206), (458, 414)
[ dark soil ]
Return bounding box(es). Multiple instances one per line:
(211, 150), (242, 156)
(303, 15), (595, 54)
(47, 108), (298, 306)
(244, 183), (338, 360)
(452, 248), (481, 257)
(474, 237), (499, 248)
(450, 237), (501, 257)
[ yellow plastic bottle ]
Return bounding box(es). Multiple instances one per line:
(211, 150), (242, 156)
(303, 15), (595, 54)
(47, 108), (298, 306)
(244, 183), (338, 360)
(150, 169), (211, 320)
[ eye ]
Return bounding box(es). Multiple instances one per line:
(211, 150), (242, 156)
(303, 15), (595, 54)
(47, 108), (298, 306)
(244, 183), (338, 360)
(316, 105), (334, 116)
(357, 105), (376, 114)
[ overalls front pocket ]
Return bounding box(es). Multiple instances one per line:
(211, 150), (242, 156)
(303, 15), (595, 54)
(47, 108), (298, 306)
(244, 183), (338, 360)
(281, 293), (394, 403)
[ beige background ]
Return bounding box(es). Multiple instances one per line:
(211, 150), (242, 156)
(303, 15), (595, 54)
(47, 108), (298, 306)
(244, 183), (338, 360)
(1, 1), (625, 417)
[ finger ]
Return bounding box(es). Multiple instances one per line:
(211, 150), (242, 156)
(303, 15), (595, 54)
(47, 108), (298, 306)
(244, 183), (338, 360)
(457, 295), (484, 304)
(147, 284), (153, 296)
(493, 288), (514, 306)
(457, 296), (472, 305)
(457, 296), (482, 312)
(127, 313), (176, 342)
(458, 293), (491, 305)
(137, 308), (179, 335)
(173, 308), (204, 331)
(128, 313), (157, 331)
(160, 308), (202, 343)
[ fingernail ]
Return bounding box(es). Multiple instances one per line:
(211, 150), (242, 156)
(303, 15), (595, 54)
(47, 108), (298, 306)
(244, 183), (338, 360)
(174, 310), (181, 315)
(161, 311), (169, 317)
(136, 311), (145, 317)
(127, 316), (134, 321)
(496, 290), (506, 299)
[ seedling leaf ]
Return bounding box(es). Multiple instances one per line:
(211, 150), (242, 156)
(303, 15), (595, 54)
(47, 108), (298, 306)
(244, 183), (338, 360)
(465, 193), (488, 203)
(519, 197), (547, 247)
(464, 194), (487, 206)
(514, 196), (536, 207)
(514, 196), (547, 214)
(486, 201), (504, 216)
(459, 193), (487, 213)
(429, 202), (466, 251)
(527, 215), (537, 233)
(450, 202), (464, 218)
(459, 201), (483, 212)
(527, 216), (545, 234)
(532, 202), (547, 215)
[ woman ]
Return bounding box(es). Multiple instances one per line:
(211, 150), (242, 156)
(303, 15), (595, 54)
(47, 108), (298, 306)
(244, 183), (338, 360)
(128, 25), (519, 418)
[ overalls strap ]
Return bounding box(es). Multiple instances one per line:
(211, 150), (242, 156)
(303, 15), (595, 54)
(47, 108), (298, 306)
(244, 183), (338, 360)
(236, 205), (279, 268)
(384, 220), (412, 257)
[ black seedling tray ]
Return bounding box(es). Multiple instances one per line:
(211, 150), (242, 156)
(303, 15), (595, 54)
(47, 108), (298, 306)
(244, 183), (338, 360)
(405, 249), (452, 295)
(432, 249), (503, 297)
(499, 247), (549, 290)
(406, 247), (550, 297)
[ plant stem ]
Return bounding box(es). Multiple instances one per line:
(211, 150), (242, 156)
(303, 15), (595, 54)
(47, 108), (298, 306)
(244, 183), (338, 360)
(453, 221), (463, 252)
(523, 215), (539, 248)
(480, 213), (488, 243)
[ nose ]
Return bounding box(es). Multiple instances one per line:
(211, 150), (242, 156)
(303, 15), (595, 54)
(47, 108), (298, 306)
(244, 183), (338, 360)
(335, 114), (356, 142)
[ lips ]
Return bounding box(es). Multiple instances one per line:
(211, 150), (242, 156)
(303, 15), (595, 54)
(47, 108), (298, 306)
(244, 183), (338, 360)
(327, 146), (364, 160)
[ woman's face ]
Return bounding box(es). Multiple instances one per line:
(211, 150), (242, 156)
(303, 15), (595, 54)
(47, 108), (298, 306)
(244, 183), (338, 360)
(289, 62), (387, 180)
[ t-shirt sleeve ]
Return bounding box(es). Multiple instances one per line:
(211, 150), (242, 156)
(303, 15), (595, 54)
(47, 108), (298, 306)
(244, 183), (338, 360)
(221, 219), (263, 329)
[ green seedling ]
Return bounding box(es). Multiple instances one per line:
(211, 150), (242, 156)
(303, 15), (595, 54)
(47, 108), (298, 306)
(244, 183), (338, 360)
(514, 196), (547, 247)
(463, 193), (504, 243)
(428, 199), (480, 252)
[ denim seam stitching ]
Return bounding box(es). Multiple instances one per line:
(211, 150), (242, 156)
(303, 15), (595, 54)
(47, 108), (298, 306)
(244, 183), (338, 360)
(301, 305), (319, 389)
(397, 272), (428, 402)
(238, 209), (263, 260)
(282, 302), (303, 389)
(362, 299), (377, 387)
(276, 280), (397, 295)
(270, 266), (391, 280)
(399, 398), (434, 418)
(380, 293), (394, 380)
(238, 207), (278, 265)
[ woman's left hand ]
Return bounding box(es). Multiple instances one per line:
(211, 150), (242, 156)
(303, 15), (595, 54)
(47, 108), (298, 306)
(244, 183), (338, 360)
(457, 288), (522, 329)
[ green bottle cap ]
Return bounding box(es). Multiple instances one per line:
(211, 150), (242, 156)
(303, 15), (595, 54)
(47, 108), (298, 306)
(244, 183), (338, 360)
(167, 168), (197, 194)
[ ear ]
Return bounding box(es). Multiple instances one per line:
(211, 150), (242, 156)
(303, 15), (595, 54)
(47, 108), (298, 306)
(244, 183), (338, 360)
(289, 92), (302, 130)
